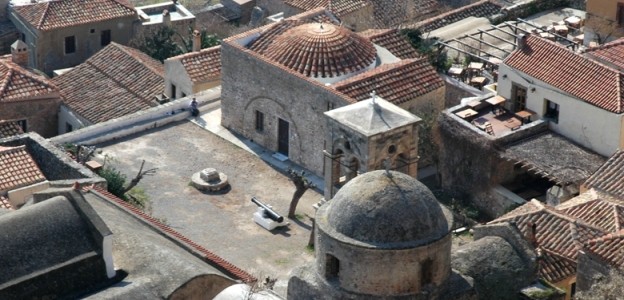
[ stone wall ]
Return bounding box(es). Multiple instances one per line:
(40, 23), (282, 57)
(51, 89), (220, 146)
(0, 133), (102, 183)
(575, 250), (613, 292)
(0, 95), (62, 138)
(436, 107), (548, 197)
(10, 12), (138, 75)
(220, 42), (352, 176)
(499, 0), (572, 22)
(451, 236), (536, 300)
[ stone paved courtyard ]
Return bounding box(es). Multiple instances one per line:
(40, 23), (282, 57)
(95, 120), (320, 296)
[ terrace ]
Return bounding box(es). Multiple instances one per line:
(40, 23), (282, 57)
(136, 1), (195, 25)
(452, 95), (537, 138)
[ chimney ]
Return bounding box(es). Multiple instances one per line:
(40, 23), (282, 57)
(162, 9), (171, 27)
(11, 40), (28, 67)
(192, 29), (201, 52)
(516, 33), (528, 50)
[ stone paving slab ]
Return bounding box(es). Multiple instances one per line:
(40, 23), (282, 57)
(95, 119), (321, 297)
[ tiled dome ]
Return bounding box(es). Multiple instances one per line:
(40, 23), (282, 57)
(264, 23), (377, 79)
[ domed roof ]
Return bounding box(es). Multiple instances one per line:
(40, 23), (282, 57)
(263, 23), (377, 78)
(327, 170), (452, 245)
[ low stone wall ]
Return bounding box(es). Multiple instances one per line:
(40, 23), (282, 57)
(498, 0), (573, 22)
(473, 185), (526, 218)
(1, 133), (102, 183)
(50, 88), (220, 146)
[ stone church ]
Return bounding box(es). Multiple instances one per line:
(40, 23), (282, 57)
(220, 8), (445, 176)
(289, 170), (540, 300)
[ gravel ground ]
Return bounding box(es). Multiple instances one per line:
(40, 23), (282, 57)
(95, 120), (320, 297)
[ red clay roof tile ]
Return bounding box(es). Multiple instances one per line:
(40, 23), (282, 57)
(358, 29), (420, 59)
(53, 42), (163, 124)
(584, 38), (624, 71)
(255, 22), (377, 78)
(284, 0), (371, 16)
(0, 56), (57, 102)
(0, 120), (24, 139)
(504, 35), (624, 113)
(13, 0), (136, 31)
(0, 145), (45, 193)
(490, 199), (606, 283)
(170, 46), (221, 84)
(406, 0), (501, 32)
(333, 58), (444, 105)
(584, 150), (624, 199)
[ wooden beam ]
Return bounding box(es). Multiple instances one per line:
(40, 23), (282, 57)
(477, 29), (518, 47)
(453, 39), (504, 60)
(463, 34), (512, 54)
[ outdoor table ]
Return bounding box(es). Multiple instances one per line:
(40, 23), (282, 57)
(486, 96), (506, 106)
(455, 108), (478, 119)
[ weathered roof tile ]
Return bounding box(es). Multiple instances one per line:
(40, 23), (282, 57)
(13, 0), (136, 31)
(53, 42), (163, 124)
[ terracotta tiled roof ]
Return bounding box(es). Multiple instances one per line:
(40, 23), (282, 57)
(374, 0), (439, 27)
(333, 58), (444, 105)
(87, 186), (256, 282)
(538, 248), (577, 283)
(171, 46), (221, 84)
(0, 56), (57, 102)
(258, 23), (377, 78)
(0, 195), (12, 210)
(284, 0), (371, 16)
(490, 199), (606, 283)
(358, 29), (420, 59)
(504, 35), (624, 113)
(584, 230), (624, 267)
(0, 120), (24, 138)
(560, 197), (624, 232)
(13, 0), (136, 31)
(53, 42), (163, 124)
(406, 0), (502, 32)
(584, 38), (624, 71)
(584, 150), (624, 199)
(0, 145), (45, 193)
(224, 9), (357, 104)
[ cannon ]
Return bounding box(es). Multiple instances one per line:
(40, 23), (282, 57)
(251, 197), (284, 223)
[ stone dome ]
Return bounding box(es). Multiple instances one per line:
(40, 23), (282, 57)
(327, 170), (452, 245)
(263, 23), (377, 79)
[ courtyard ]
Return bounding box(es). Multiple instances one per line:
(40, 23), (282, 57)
(95, 118), (320, 296)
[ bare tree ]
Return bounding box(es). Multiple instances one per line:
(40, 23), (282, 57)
(287, 169), (315, 219)
(123, 160), (158, 194)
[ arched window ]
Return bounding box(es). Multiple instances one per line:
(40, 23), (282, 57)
(421, 258), (433, 287)
(325, 254), (340, 280)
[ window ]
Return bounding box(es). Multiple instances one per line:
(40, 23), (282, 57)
(170, 84), (176, 99)
(90, 28), (95, 34)
(512, 84), (527, 111)
(544, 99), (559, 123)
(325, 254), (339, 280)
(66, 123), (73, 133)
(421, 259), (433, 287)
(255, 110), (264, 132)
(64, 36), (76, 54)
(20, 33), (25, 42)
(618, 3), (624, 26)
(101, 30), (111, 46)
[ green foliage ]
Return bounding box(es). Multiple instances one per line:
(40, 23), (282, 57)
(179, 27), (221, 52)
(130, 26), (221, 62)
(98, 165), (127, 198)
(401, 29), (450, 72)
(126, 187), (150, 210)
